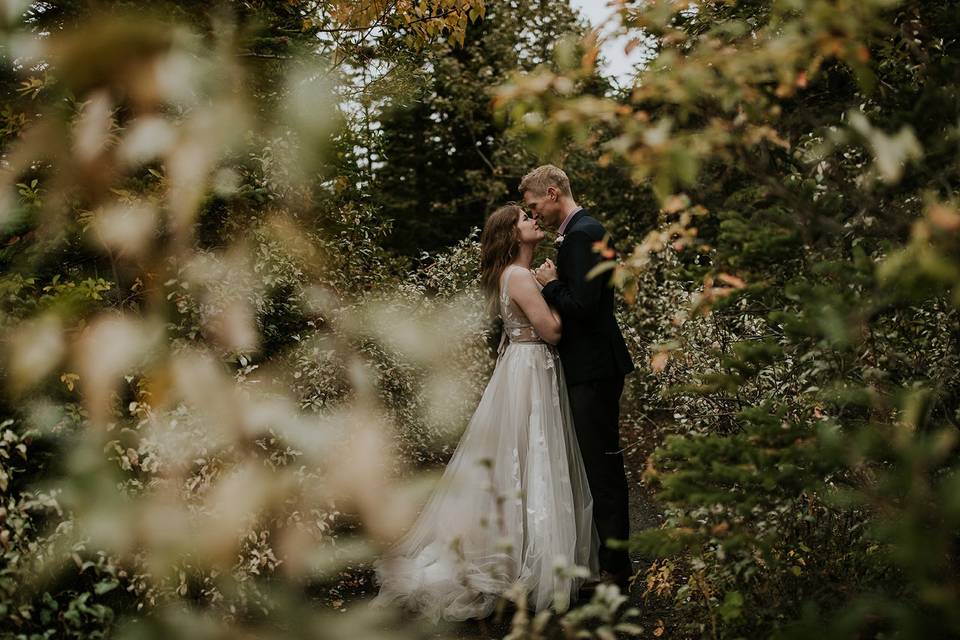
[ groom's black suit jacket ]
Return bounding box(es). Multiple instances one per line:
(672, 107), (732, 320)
(541, 209), (635, 385)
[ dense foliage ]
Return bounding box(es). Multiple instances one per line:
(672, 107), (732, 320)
(1, 0), (958, 639)
(498, 0), (960, 637)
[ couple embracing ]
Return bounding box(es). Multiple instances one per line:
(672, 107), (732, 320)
(373, 165), (635, 622)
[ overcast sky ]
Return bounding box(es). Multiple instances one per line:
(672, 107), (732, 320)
(568, 0), (644, 85)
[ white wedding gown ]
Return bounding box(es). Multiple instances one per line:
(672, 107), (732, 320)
(372, 265), (599, 622)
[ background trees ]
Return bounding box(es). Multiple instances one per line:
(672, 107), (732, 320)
(368, 0), (586, 253)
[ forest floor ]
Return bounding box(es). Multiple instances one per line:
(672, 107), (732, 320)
(319, 412), (676, 640)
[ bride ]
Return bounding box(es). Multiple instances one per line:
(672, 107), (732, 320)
(372, 204), (599, 622)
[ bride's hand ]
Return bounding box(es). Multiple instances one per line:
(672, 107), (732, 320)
(534, 259), (558, 286)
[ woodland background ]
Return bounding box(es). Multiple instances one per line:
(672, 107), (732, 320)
(0, 1), (958, 639)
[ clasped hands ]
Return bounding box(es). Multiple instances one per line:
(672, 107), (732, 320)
(533, 259), (558, 286)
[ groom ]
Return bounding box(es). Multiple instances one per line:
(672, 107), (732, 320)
(521, 164), (635, 589)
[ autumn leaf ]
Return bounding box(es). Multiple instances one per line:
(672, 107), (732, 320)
(928, 203), (960, 231)
(661, 194), (689, 214)
(716, 273), (746, 289)
(653, 619), (665, 637)
(650, 351), (670, 374)
(61, 372), (80, 391)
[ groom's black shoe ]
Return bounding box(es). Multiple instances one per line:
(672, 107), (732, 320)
(577, 578), (601, 601)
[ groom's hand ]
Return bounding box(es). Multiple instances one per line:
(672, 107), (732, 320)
(535, 259), (558, 286)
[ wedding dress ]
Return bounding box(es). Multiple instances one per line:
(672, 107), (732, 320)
(372, 265), (599, 622)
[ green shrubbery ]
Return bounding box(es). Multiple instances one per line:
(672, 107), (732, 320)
(495, 1), (959, 637)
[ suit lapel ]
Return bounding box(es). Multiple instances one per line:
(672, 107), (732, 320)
(555, 209), (588, 283)
(557, 208), (587, 258)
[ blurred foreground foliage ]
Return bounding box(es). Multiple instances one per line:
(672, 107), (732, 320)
(0, 1), (503, 638)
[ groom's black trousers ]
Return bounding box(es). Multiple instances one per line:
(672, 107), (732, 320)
(567, 375), (631, 578)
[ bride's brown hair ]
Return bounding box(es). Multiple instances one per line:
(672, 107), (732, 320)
(480, 204), (523, 314)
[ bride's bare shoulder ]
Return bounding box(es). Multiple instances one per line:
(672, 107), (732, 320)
(505, 267), (540, 300)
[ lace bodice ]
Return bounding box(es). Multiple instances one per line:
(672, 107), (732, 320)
(499, 265), (544, 344)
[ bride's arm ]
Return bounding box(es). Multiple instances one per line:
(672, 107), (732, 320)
(509, 270), (562, 345)
(548, 305), (562, 330)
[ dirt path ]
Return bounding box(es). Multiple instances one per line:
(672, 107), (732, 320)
(620, 413), (676, 638)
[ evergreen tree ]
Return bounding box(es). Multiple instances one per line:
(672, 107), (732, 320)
(370, 0), (589, 254)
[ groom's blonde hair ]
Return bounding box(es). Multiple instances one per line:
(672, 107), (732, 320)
(519, 164), (573, 198)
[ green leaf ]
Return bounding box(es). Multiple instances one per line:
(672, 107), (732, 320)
(718, 591), (744, 622)
(94, 580), (118, 595)
(586, 260), (617, 281)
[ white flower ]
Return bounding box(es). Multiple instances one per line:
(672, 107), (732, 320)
(554, 234), (564, 245)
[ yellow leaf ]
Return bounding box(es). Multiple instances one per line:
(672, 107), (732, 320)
(61, 372), (80, 391)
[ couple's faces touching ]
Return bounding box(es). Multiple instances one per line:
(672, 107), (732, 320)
(522, 187), (563, 228)
(516, 209), (544, 244)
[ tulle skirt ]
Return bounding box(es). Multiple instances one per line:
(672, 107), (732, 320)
(372, 341), (599, 622)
